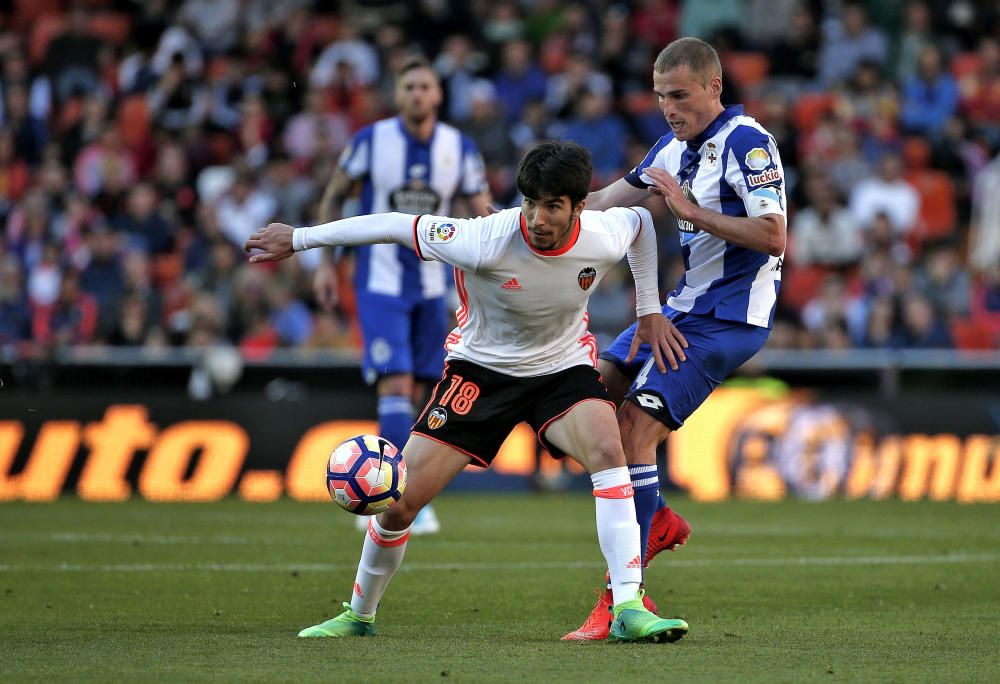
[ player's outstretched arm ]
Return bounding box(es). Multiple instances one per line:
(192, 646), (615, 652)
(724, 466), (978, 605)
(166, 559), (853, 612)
(244, 213), (420, 263)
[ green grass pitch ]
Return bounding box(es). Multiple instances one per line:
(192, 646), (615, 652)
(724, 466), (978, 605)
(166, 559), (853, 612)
(2, 495), (999, 682)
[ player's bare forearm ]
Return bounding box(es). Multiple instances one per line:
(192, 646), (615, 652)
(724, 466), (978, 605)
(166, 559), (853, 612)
(686, 207), (786, 256)
(644, 167), (785, 256)
(318, 169), (354, 222)
(465, 191), (494, 218)
(586, 178), (649, 211)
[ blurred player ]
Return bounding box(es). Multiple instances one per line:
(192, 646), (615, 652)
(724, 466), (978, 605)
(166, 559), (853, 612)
(562, 37), (787, 640)
(246, 141), (689, 643)
(314, 57), (492, 535)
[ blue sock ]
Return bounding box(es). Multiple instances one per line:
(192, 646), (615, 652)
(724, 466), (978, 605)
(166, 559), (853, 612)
(656, 493), (667, 511)
(629, 464), (660, 575)
(378, 395), (414, 455)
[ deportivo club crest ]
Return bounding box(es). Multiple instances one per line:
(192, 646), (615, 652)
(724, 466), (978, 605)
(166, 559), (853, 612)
(427, 407), (448, 430)
(578, 266), (597, 290)
(705, 142), (718, 168)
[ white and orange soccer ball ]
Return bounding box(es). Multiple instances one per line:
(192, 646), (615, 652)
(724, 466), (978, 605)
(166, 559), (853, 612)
(327, 435), (407, 515)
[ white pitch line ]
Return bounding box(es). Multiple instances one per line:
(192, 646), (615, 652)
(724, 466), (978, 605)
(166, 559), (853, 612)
(0, 553), (998, 573)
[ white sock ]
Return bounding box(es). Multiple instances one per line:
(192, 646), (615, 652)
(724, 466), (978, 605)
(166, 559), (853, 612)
(591, 466), (642, 607)
(349, 516), (411, 617)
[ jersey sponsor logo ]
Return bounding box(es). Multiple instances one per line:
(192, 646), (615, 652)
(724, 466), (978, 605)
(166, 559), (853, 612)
(427, 407), (448, 430)
(427, 222), (458, 243)
(390, 180), (442, 214)
(500, 277), (522, 290)
(677, 181), (700, 233)
(578, 266), (597, 291)
(745, 147), (771, 171)
(747, 168), (781, 187)
(635, 393), (665, 410)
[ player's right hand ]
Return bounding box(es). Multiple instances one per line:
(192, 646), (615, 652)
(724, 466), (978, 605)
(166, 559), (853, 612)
(313, 262), (339, 310)
(245, 223), (295, 263)
(627, 313), (688, 372)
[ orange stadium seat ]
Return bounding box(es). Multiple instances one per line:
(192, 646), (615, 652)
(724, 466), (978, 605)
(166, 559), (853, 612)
(723, 52), (770, 89)
(14, 0), (61, 33)
(950, 52), (983, 80)
(792, 92), (833, 132)
(950, 318), (996, 350)
(87, 13), (132, 44)
(780, 265), (827, 312)
(910, 172), (957, 242)
(117, 95), (151, 150)
(28, 13), (65, 65)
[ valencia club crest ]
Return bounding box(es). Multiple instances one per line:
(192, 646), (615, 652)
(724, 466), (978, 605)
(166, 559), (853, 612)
(578, 267), (597, 291)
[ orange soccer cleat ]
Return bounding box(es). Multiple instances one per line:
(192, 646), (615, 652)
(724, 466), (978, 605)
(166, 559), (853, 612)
(561, 581), (659, 641)
(644, 507), (691, 566)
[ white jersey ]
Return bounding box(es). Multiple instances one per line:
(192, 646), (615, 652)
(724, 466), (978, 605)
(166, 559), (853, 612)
(413, 207), (649, 377)
(627, 105), (786, 328)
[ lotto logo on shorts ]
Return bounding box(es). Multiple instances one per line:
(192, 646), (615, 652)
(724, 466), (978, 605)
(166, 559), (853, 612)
(427, 407), (448, 430)
(427, 222), (458, 243)
(577, 266), (597, 291)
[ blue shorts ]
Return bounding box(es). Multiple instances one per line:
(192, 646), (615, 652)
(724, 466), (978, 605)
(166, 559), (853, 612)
(599, 310), (770, 430)
(355, 292), (448, 385)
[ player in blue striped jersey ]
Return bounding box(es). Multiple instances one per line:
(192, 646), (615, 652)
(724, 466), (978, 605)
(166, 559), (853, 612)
(563, 37), (787, 640)
(314, 58), (491, 535)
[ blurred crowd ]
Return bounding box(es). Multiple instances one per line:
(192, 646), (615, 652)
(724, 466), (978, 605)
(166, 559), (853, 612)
(1, 0), (1000, 360)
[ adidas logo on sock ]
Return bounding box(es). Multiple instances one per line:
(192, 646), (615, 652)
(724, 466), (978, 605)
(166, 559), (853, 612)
(626, 555), (643, 569)
(501, 278), (522, 290)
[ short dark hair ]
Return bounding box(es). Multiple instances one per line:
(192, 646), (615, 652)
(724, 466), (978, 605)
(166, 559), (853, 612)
(654, 37), (722, 84)
(396, 56), (435, 81)
(516, 141), (592, 204)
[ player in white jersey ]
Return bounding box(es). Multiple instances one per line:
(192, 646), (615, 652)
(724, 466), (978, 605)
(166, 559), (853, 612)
(246, 141), (689, 643)
(314, 58), (492, 535)
(563, 37), (788, 640)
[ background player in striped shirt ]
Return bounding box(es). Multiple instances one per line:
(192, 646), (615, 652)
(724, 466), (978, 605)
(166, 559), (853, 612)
(246, 141), (689, 643)
(313, 58), (492, 535)
(563, 37), (788, 640)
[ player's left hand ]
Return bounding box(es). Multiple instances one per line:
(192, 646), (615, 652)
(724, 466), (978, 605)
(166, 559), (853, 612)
(644, 167), (698, 224)
(245, 223), (295, 263)
(627, 313), (688, 372)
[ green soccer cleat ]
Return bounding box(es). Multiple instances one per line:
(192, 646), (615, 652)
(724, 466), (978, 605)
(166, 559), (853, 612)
(608, 590), (688, 644)
(297, 603), (376, 638)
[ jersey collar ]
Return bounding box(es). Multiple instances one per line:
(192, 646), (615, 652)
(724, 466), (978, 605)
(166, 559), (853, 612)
(519, 212), (581, 256)
(687, 104), (744, 150)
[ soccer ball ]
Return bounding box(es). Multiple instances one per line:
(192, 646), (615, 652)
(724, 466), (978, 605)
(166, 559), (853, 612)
(327, 435), (407, 515)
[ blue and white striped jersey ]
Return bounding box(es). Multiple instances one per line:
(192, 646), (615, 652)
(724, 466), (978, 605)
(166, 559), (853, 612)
(340, 116), (487, 300)
(626, 105), (786, 328)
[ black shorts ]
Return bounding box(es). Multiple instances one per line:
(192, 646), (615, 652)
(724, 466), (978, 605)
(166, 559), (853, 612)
(411, 359), (612, 467)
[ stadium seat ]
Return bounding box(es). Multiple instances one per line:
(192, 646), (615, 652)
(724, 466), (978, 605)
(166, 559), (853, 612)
(722, 52), (770, 89)
(117, 95), (151, 150)
(909, 172), (957, 242)
(28, 13), (65, 65)
(950, 318), (996, 350)
(87, 13), (132, 44)
(14, 0), (61, 34)
(792, 92), (833, 133)
(950, 52), (983, 80)
(780, 265), (827, 312)
(902, 137), (957, 243)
